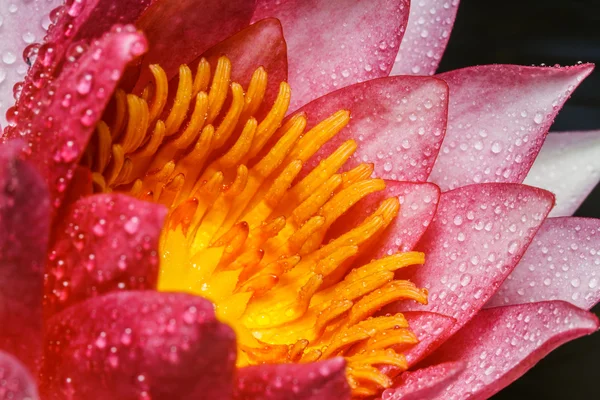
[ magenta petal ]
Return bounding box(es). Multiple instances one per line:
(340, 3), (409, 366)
(45, 194), (167, 318)
(296, 76), (448, 182)
(424, 301), (599, 400)
(0, 0), (62, 125)
(42, 291), (236, 399)
(402, 311), (456, 367)
(200, 18), (287, 120)
(391, 0), (461, 76)
(523, 130), (600, 216)
(0, 141), (50, 371)
(0, 351), (39, 400)
(380, 361), (464, 400)
(7, 26), (147, 208)
(395, 183), (554, 337)
(235, 358), (350, 400)
(428, 64), (594, 191)
(488, 217), (600, 310)
(253, 0), (411, 110)
(135, 0), (256, 87)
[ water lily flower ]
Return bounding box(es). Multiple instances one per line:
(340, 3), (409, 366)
(0, 0), (599, 399)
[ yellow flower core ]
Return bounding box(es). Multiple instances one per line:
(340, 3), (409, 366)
(83, 56), (429, 397)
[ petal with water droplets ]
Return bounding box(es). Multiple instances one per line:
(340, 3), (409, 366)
(429, 64), (594, 191)
(489, 217), (600, 310)
(234, 358), (350, 400)
(45, 194), (167, 318)
(42, 291), (236, 400)
(381, 361), (464, 400)
(395, 183), (554, 337)
(523, 130), (600, 217)
(0, 351), (39, 400)
(391, 0), (461, 76)
(296, 76), (448, 183)
(403, 311), (456, 366)
(0, 141), (50, 371)
(253, 0), (410, 111)
(424, 301), (599, 400)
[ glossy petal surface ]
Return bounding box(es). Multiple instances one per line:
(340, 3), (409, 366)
(424, 301), (599, 400)
(45, 194), (167, 318)
(403, 311), (456, 366)
(253, 0), (410, 110)
(296, 76), (448, 182)
(489, 217), (600, 310)
(524, 130), (600, 216)
(0, 141), (50, 370)
(381, 361), (464, 400)
(391, 0), (461, 76)
(42, 291), (236, 400)
(0, 350), (39, 400)
(235, 358), (350, 400)
(395, 184), (554, 336)
(429, 64), (593, 191)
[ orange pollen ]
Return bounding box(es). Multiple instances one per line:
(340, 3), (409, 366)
(82, 56), (429, 398)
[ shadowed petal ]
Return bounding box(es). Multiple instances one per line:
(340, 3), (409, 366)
(395, 183), (554, 337)
(45, 194), (167, 318)
(0, 351), (39, 400)
(235, 358), (350, 400)
(0, 141), (50, 371)
(295, 76), (448, 182)
(391, 0), (461, 76)
(381, 361), (464, 400)
(523, 130), (600, 216)
(403, 311), (456, 367)
(429, 64), (594, 191)
(253, 0), (410, 110)
(423, 301), (599, 400)
(5, 25), (147, 209)
(42, 291), (236, 400)
(488, 217), (600, 310)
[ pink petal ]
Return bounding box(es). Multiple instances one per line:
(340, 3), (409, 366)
(328, 181), (440, 257)
(403, 311), (456, 367)
(428, 64), (594, 191)
(253, 0), (411, 111)
(235, 358), (350, 400)
(0, 141), (50, 371)
(424, 301), (599, 400)
(45, 194), (167, 318)
(380, 361), (464, 400)
(296, 76), (448, 182)
(391, 0), (461, 76)
(0, 0), (62, 124)
(41, 291), (236, 399)
(134, 0), (256, 88)
(488, 217), (600, 310)
(5, 25), (147, 208)
(0, 351), (39, 400)
(395, 183), (554, 337)
(523, 130), (600, 216)
(200, 18), (288, 120)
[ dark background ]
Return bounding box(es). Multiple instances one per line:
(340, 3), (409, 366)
(437, 0), (600, 398)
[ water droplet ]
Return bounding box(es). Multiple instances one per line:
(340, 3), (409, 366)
(491, 141), (503, 154)
(76, 72), (94, 95)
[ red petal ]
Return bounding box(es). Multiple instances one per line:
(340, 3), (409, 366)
(423, 301), (599, 400)
(428, 64), (594, 191)
(45, 194), (167, 318)
(488, 217), (600, 310)
(328, 181), (440, 257)
(253, 0), (411, 110)
(0, 351), (39, 400)
(6, 25), (147, 208)
(381, 361), (464, 400)
(199, 18), (287, 120)
(41, 291), (236, 399)
(403, 311), (455, 367)
(235, 358), (350, 400)
(296, 76), (448, 182)
(395, 183), (554, 337)
(523, 130), (600, 216)
(391, 0), (461, 76)
(0, 141), (50, 371)
(134, 0), (256, 88)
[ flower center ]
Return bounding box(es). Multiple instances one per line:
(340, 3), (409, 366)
(82, 56), (428, 397)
